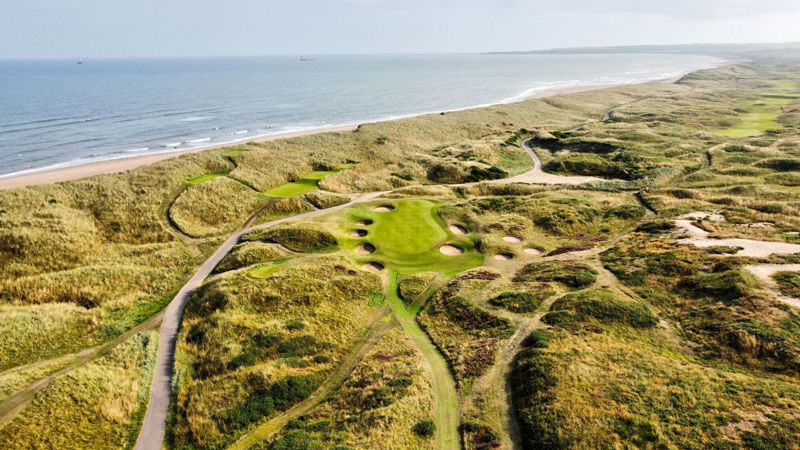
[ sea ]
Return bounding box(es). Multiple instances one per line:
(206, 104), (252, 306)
(0, 53), (724, 178)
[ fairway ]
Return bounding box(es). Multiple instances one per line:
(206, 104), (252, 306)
(343, 199), (483, 274)
(186, 171), (231, 185)
(264, 163), (356, 197)
(713, 93), (798, 137)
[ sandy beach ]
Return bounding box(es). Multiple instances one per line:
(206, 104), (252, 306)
(0, 80), (675, 191)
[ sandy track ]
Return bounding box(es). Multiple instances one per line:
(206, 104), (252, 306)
(499, 139), (602, 185)
(674, 219), (800, 258)
(133, 191), (385, 450)
(744, 264), (800, 308)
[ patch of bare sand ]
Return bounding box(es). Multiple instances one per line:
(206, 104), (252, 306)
(355, 243), (376, 255)
(502, 236), (523, 243)
(524, 248), (543, 255)
(439, 245), (465, 255)
(673, 213), (800, 258)
(351, 229), (368, 237)
(494, 253), (514, 261)
(361, 262), (384, 272)
(744, 264), (800, 308)
(449, 224), (468, 235)
(374, 205), (395, 212)
(356, 220), (373, 226)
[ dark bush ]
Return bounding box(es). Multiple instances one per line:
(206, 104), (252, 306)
(413, 420), (437, 438)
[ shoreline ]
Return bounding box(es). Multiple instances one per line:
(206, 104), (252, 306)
(0, 72), (702, 191)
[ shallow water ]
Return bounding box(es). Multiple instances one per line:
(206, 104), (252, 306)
(0, 54), (722, 177)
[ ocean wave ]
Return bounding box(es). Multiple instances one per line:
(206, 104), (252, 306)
(186, 137), (211, 144)
(163, 142), (183, 148)
(182, 116), (213, 122)
(125, 147), (150, 152)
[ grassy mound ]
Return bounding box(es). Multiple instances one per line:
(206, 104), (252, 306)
(513, 261), (598, 289)
(773, 272), (800, 298)
(677, 270), (760, 304)
(244, 225), (338, 253)
(489, 291), (553, 314)
(543, 154), (629, 179)
(214, 242), (283, 273)
(549, 289), (659, 329)
(397, 273), (437, 307)
(755, 158), (800, 172)
(303, 190), (351, 209)
(170, 177), (264, 237)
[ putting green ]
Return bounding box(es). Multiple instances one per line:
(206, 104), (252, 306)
(265, 163), (356, 197)
(343, 199), (483, 275)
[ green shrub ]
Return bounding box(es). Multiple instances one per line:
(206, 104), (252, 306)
(413, 420), (436, 438)
(635, 221), (676, 234)
(513, 261), (598, 289)
(551, 289), (659, 328)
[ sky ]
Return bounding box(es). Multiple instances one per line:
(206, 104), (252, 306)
(2, 0), (800, 58)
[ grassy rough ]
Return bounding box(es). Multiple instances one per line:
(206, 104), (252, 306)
(774, 271), (800, 298)
(256, 328), (435, 449)
(0, 331), (158, 449)
(213, 242), (283, 273)
(513, 261), (598, 289)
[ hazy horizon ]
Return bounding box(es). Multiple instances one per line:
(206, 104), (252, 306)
(3, 0), (800, 59)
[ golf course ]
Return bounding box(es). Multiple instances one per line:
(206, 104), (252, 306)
(2, 59), (800, 450)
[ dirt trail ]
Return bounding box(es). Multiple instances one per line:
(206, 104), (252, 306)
(744, 264), (800, 308)
(499, 140), (602, 185)
(229, 307), (394, 450)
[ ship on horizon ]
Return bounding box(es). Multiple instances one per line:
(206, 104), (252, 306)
(300, 55), (313, 61)
(77, 58), (83, 65)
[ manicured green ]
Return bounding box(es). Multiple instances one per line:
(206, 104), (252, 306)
(343, 199), (483, 275)
(247, 265), (280, 278)
(186, 171), (231, 186)
(712, 93), (798, 137)
(265, 163), (356, 197)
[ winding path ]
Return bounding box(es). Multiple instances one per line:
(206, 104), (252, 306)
(133, 191), (385, 450)
(500, 139), (602, 185)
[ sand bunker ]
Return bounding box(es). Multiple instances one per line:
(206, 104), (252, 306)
(679, 211), (725, 222)
(502, 236), (523, 243)
(439, 244), (465, 255)
(374, 205), (395, 212)
(362, 262), (384, 272)
(356, 219), (373, 226)
(449, 224), (468, 235)
(494, 253), (514, 261)
(674, 218), (800, 258)
(524, 248), (543, 255)
(351, 229), (368, 238)
(355, 243), (376, 255)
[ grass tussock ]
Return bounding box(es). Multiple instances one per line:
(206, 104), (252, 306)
(213, 242), (283, 273)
